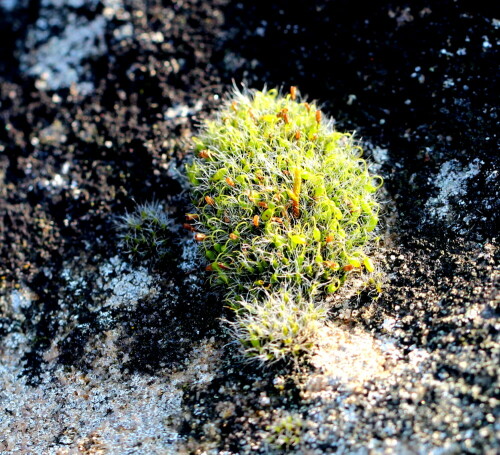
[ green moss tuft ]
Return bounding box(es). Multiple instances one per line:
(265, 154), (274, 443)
(229, 288), (326, 365)
(265, 411), (305, 451)
(187, 86), (382, 364)
(116, 201), (173, 262)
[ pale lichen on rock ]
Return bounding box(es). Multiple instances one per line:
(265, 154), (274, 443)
(425, 158), (483, 222)
(20, 0), (127, 94)
(0, 0), (498, 453)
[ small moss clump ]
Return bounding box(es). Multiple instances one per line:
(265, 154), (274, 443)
(231, 288), (326, 364)
(187, 87), (382, 364)
(265, 411), (305, 451)
(116, 201), (173, 262)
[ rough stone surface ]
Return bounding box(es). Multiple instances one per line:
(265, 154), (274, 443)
(0, 0), (498, 454)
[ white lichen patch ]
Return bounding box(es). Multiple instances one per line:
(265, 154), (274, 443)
(164, 100), (203, 120)
(58, 255), (156, 312)
(425, 158), (482, 221)
(20, 0), (124, 95)
(9, 286), (34, 314)
(0, 327), (221, 454)
(178, 237), (202, 273)
(0, 286), (36, 322)
(0, 247), (224, 452)
(371, 145), (389, 165)
(22, 14), (107, 95)
(364, 141), (392, 176)
(99, 256), (157, 309)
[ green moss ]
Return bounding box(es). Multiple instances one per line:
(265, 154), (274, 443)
(265, 411), (305, 451)
(115, 201), (173, 262)
(230, 288), (326, 364)
(187, 87), (382, 364)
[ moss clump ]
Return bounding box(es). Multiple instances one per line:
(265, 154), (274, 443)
(187, 87), (382, 364)
(116, 201), (173, 262)
(230, 288), (326, 364)
(265, 411), (305, 451)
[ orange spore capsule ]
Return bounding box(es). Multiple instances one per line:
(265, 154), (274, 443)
(277, 108), (288, 118)
(277, 108), (289, 124)
(258, 201), (268, 208)
(316, 110), (322, 123)
(229, 233), (238, 240)
(185, 213), (199, 221)
(290, 86), (297, 100)
(195, 233), (207, 241)
(343, 264), (354, 272)
(198, 150), (213, 159)
(225, 176), (235, 187)
(325, 234), (335, 243)
(295, 130), (301, 140)
(205, 264), (213, 271)
(205, 196), (215, 206)
(253, 215), (260, 227)
(183, 223), (196, 232)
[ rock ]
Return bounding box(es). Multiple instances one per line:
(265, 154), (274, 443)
(0, 0), (498, 453)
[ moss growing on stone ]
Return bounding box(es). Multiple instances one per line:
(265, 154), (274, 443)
(116, 201), (173, 262)
(187, 87), (382, 364)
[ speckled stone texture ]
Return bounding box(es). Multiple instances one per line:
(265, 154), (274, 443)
(0, 1), (498, 454)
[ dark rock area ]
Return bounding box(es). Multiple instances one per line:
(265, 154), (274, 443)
(0, 1), (498, 453)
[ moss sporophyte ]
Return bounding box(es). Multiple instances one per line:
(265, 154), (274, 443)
(186, 86), (382, 365)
